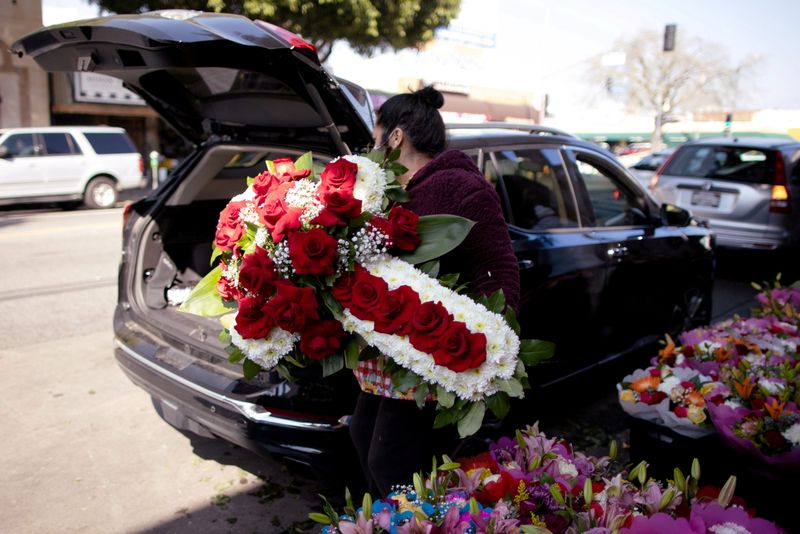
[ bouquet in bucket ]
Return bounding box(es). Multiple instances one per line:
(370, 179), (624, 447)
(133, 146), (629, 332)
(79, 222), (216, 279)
(180, 150), (554, 437)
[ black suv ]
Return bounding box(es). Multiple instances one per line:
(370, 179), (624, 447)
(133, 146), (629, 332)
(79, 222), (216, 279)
(14, 11), (714, 473)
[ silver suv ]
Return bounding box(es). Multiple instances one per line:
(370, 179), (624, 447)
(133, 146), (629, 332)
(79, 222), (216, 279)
(0, 126), (144, 208)
(651, 136), (800, 251)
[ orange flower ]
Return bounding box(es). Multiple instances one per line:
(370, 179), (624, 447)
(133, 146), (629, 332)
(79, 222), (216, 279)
(685, 390), (706, 408)
(734, 376), (755, 400)
(714, 346), (732, 363)
(733, 339), (762, 356)
(659, 342), (676, 364)
(631, 375), (660, 393)
(764, 399), (785, 420)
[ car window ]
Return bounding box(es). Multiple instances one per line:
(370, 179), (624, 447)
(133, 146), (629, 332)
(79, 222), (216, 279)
(570, 154), (646, 227)
(84, 132), (137, 154)
(663, 145), (775, 184)
(42, 133), (81, 155)
(487, 148), (578, 230)
(1, 133), (38, 157)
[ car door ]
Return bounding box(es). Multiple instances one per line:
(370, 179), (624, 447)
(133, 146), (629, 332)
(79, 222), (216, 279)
(563, 147), (710, 355)
(0, 132), (45, 199)
(481, 145), (608, 385)
(38, 132), (85, 195)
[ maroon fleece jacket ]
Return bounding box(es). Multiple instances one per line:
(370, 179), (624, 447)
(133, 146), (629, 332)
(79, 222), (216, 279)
(403, 149), (520, 313)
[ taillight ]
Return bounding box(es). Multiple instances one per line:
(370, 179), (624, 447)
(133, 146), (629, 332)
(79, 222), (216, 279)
(138, 156), (144, 175)
(769, 155), (790, 214)
(255, 20), (317, 53)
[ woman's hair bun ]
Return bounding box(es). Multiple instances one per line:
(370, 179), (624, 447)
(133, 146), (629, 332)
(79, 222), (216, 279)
(413, 86), (444, 110)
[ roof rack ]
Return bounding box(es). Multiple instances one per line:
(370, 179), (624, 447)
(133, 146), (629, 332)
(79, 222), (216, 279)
(445, 121), (576, 138)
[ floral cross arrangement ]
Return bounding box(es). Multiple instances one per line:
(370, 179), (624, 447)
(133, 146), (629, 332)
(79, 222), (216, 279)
(311, 423), (787, 533)
(618, 277), (800, 467)
(180, 150), (554, 436)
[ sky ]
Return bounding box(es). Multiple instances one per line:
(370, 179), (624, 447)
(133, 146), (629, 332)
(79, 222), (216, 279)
(41, 0), (800, 119)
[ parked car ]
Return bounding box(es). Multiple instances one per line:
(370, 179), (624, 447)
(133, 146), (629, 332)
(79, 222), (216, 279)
(13, 11), (715, 475)
(0, 126), (144, 208)
(650, 136), (800, 252)
(628, 148), (675, 188)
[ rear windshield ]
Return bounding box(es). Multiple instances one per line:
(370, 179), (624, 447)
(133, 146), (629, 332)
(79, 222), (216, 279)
(84, 132), (137, 154)
(662, 145), (776, 184)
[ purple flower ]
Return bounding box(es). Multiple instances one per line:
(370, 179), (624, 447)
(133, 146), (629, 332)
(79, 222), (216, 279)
(621, 512), (706, 533)
(690, 502), (786, 534)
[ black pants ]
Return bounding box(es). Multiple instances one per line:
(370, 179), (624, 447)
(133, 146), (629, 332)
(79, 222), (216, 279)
(349, 392), (457, 496)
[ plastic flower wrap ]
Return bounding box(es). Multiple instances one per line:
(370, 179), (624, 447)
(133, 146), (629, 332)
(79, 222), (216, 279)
(312, 423), (788, 533)
(180, 150), (554, 436)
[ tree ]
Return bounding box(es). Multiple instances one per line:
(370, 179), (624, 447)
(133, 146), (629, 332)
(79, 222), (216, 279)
(88, 0), (462, 62)
(590, 30), (756, 149)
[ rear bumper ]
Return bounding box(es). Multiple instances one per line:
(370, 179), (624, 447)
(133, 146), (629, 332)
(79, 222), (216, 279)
(705, 221), (790, 251)
(113, 325), (353, 470)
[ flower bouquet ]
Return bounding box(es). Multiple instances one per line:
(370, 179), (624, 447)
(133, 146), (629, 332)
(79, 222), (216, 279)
(179, 150), (554, 437)
(311, 423), (787, 533)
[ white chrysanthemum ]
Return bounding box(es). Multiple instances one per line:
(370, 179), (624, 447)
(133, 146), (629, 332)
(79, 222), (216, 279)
(343, 155), (388, 214)
(658, 375), (681, 394)
(340, 255), (521, 400)
(782, 423), (800, 447)
(758, 378), (785, 395)
(557, 460), (578, 478)
(708, 522), (752, 534)
(228, 321), (298, 370)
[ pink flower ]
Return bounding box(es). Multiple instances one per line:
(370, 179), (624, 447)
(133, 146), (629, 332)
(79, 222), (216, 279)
(621, 512), (705, 533)
(691, 502), (786, 534)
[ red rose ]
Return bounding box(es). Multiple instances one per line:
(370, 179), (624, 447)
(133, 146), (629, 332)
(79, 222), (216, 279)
(272, 208), (303, 242)
(319, 158), (357, 192)
(639, 391), (667, 405)
(372, 285), (421, 335)
(348, 268), (388, 319)
(432, 322), (487, 372)
(387, 206), (420, 251)
(258, 182), (292, 229)
(234, 296), (273, 339)
(312, 189), (363, 227)
(251, 170), (284, 198)
(263, 282), (319, 333)
(409, 301), (453, 353)
(273, 158), (312, 180)
(475, 471), (517, 505)
(215, 200), (247, 251)
(238, 247), (278, 297)
(673, 405), (688, 418)
(456, 451), (499, 473)
(332, 269), (358, 307)
(763, 429), (788, 451)
(288, 228), (339, 276)
(300, 319), (346, 360)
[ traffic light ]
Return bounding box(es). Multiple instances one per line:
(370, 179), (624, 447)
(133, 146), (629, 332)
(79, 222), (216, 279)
(664, 24), (677, 52)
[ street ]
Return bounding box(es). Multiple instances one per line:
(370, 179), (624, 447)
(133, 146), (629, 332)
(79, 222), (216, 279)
(0, 206), (764, 534)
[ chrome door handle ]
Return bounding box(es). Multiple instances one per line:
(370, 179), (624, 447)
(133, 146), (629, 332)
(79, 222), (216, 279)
(518, 259), (535, 270)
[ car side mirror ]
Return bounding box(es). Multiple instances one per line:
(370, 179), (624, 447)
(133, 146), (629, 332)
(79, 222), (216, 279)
(0, 146), (10, 158)
(660, 203), (691, 227)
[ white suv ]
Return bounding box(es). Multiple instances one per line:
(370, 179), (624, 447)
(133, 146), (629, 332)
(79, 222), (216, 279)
(0, 126), (144, 208)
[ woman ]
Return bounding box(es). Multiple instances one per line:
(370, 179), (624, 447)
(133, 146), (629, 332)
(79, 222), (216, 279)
(349, 86), (520, 496)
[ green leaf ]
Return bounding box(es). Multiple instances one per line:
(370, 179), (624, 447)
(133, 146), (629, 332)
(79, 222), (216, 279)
(498, 379), (524, 398)
(504, 307), (521, 335)
(520, 526), (552, 534)
(392, 368), (421, 392)
(226, 345), (245, 364)
(321, 354), (344, 377)
(359, 345), (380, 361)
(344, 338), (360, 369)
(438, 273), (460, 289)
(295, 151), (313, 171)
(179, 265), (230, 317)
(486, 392), (510, 419)
(387, 147), (401, 162)
(308, 513), (331, 525)
(457, 401), (485, 438)
(322, 291), (344, 317)
(385, 186), (410, 203)
(242, 358), (262, 379)
(266, 159), (276, 174)
(414, 383), (429, 409)
(209, 246), (222, 266)
(436, 386), (455, 408)
(365, 149), (385, 164)
(433, 407), (460, 429)
(246, 176), (254, 187)
(518, 339), (556, 366)
(218, 329), (231, 344)
(487, 289), (506, 313)
(398, 215), (475, 265)
(419, 260), (440, 278)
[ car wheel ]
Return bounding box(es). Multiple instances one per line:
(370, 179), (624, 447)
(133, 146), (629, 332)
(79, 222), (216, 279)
(84, 177), (118, 209)
(668, 286), (711, 336)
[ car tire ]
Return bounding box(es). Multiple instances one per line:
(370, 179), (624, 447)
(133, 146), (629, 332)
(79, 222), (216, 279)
(83, 176), (118, 209)
(668, 286), (712, 336)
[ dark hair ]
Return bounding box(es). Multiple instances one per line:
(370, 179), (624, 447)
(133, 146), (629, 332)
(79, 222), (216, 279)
(376, 86), (446, 157)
